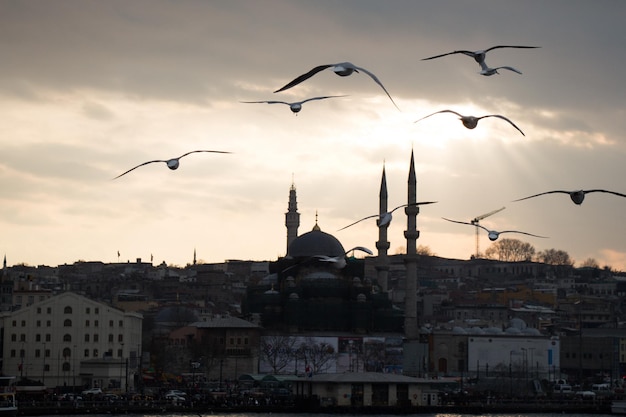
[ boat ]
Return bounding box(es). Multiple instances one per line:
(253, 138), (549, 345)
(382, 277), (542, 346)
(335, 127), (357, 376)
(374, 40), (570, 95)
(0, 377), (17, 417)
(612, 400), (626, 414)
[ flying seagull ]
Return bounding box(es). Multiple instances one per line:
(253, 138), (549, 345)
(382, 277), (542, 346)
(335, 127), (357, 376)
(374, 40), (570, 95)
(415, 109), (525, 136)
(240, 95), (346, 114)
(113, 150), (231, 179)
(314, 246), (374, 269)
(478, 61), (522, 76)
(513, 189), (626, 205)
(422, 45), (539, 74)
(273, 62), (400, 110)
(442, 217), (547, 241)
(338, 201), (437, 231)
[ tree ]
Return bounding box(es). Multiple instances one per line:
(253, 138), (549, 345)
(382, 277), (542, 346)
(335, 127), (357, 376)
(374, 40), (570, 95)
(298, 337), (337, 374)
(484, 238), (535, 262)
(536, 248), (574, 266)
(580, 257), (599, 268)
(260, 335), (298, 374)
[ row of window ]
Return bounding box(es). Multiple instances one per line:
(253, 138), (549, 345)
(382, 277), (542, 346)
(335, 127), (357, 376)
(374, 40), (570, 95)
(10, 347), (123, 359)
(10, 333), (124, 343)
(13, 318), (123, 328)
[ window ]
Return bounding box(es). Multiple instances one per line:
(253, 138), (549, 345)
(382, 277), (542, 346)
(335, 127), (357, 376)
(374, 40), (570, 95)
(35, 349), (41, 358)
(45, 334), (51, 342)
(21, 320), (25, 327)
(62, 362), (70, 372)
(109, 320), (114, 327)
(36, 320), (41, 327)
(118, 334), (123, 342)
(85, 320), (90, 327)
(46, 320), (51, 327)
(11, 320), (16, 327)
(93, 349), (98, 357)
(117, 349), (123, 358)
(45, 349), (50, 358)
(62, 347), (71, 358)
(108, 334), (114, 342)
(94, 334), (99, 342)
(10, 350), (15, 358)
(84, 334), (90, 342)
(37, 307), (41, 314)
(47, 307), (51, 314)
(84, 349), (89, 357)
(94, 320), (99, 327)
(86, 307), (90, 314)
(64, 306), (72, 314)
(63, 319), (72, 327)
(19, 334), (26, 342)
(36, 334), (41, 342)
(44, 364), (50, 372)
(63, 334), (72, 342)
(118, 320), (123, 327)
(10, 334), (16, 342)
(95, 308), (99, 314)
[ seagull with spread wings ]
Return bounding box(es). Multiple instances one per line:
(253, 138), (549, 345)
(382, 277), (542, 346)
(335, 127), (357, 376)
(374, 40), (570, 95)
(415, 109), (525, 136)
(513, 189), (626, 205)
(113, 150), (231, 180)
(338, 202), (437, 231)
(422, 45), (539, 76)
(442, 217), (547, 241)
(274, 62), (399, 110)
(240, 95), (346, 114)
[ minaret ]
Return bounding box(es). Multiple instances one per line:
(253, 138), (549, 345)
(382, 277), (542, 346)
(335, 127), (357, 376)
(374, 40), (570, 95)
(404, 150), (419, 338)
(403, 150), (422, 376)
(285, 179), (300, 253)
(375, 164), (391, 293)
(193, 248), (197, 265)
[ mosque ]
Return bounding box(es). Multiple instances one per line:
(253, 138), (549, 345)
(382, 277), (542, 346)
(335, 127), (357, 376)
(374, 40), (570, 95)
(242, 152), (426, 375)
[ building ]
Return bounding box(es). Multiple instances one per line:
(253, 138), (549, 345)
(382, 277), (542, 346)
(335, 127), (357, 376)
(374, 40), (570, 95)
(0, 292), (142, 392)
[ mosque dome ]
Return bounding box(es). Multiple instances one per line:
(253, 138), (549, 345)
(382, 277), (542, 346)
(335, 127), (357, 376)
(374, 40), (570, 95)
(287, 223), (345, 258)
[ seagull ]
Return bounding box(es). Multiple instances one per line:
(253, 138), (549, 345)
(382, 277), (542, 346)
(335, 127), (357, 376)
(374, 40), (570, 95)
(422, 45), (539, 74)
(478, 61), (522, 76)
(240, 95), (347, 114)
(314, 246), (374, 269)
(338, 201), (437, 231)
(442, 217), (547, 241)
(415, 109), (525, 136)
(513, 189), (626, 205)
(112, 150), (231, 179)
(273, 62), (400, 110)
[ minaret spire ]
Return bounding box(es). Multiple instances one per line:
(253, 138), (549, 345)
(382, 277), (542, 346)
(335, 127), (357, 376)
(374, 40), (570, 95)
(285, 177), (300, 253)
(375, 163), (391, 293)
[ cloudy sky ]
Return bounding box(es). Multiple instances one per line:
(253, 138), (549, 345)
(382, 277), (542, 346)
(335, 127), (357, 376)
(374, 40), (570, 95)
(2, 0), (626, 270)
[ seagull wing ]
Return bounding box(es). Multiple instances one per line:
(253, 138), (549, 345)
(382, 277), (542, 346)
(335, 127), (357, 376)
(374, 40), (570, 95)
(112, 160), (166, 180)
(273, 64), (334, 93)
(351, 64), (400, 110)
(337, 214), (378, 231)
(500, 230), (548, 239)
(585, 189), (626, 199)
(484, 45), (541, 53)
(300, 95), (348, 104)
(442, 217), (488, 231)
(496, 66), (522, 74)
(512, 190), (570, 202)
(176, 150), (232, 159)
(240, 100), (291, 105)
(348, 246), (374, 256)
(484, 114), (525, 136)
(415, 109), (463, 123)
(421, 50), (475, 60)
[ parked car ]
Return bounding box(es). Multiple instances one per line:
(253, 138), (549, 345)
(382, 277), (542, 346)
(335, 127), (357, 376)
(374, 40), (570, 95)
(81, 387), (103, 396)
(165, 389), (186, 397)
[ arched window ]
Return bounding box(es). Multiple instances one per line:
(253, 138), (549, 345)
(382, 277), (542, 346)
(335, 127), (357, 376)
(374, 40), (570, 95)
(63, 334), (72, 342)
(62, 362), (70, 372)
(62, 347), (71, 358)
(64, 306), (72, 314)
(64, 319), (72, 327)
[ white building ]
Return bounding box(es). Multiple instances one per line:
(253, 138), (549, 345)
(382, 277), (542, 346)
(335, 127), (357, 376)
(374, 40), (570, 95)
(1, 292), (142, 392)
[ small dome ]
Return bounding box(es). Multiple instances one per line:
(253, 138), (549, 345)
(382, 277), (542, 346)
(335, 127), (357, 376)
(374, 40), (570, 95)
(357, 293), (367, 302)
(288, 293), (299, 300)
(452, 326), (468, 334)
(287, 225), (345, 258)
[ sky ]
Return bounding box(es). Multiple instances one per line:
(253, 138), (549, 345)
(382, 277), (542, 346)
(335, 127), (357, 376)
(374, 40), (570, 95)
(2, 0), (626, 270)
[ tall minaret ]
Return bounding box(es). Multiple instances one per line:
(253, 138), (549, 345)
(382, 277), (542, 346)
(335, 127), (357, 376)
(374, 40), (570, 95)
(375, 164), (390, 293)
(285, 179), (300, 253)
(403, 150), (421, 376)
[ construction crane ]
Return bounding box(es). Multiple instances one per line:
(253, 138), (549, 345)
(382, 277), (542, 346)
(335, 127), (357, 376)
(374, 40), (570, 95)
(471, 206), (505, 258)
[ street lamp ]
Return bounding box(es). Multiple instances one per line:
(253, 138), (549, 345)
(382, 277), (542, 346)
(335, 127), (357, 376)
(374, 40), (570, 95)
(120, 342), (124, 392)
